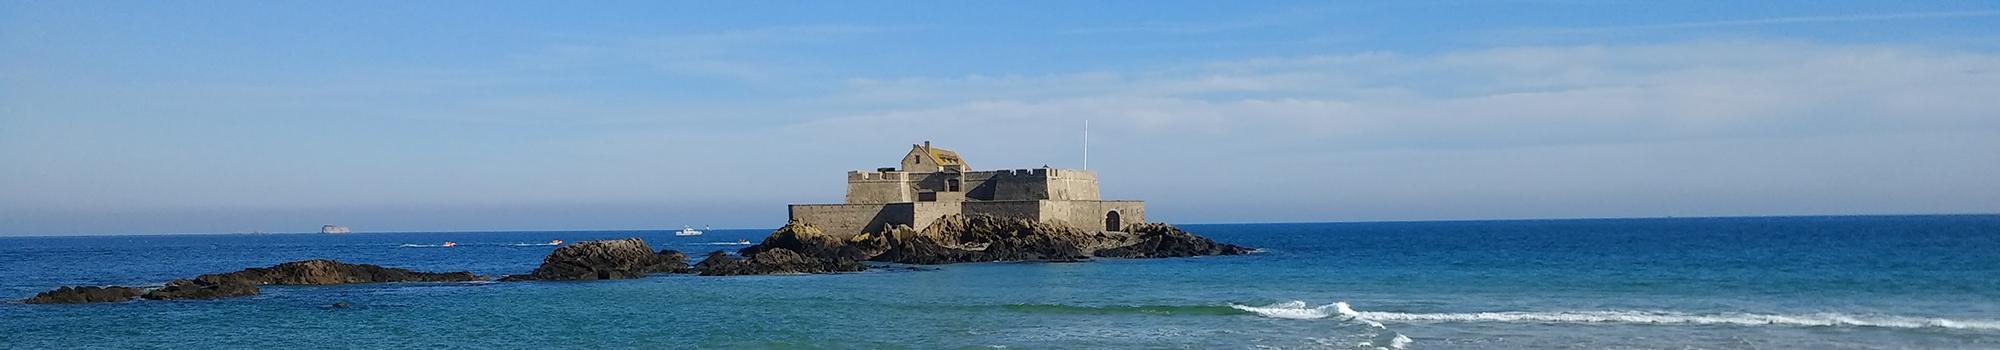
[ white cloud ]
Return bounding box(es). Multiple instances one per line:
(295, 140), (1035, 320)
(1560, 10), (2000, 32)
(815, 40), (2000, 150)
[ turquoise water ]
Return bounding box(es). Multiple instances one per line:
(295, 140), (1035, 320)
(3, 215), (1998, 349)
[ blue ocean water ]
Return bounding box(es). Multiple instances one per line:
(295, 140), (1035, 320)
(2, 215), (1997, 349)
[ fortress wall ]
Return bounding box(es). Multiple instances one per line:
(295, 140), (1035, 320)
(790, 203), (914, 238)
(958, 172), (1001, 200)
(990, 169), (1051, 201)
(962, 200), (1043, 221)
(909, 202), (962, 231)
(1046, 170), (1100, 200)
(908, 171), (1009, 201)
(845, 171), (912, 204)
(1039, 200), (1146, 231)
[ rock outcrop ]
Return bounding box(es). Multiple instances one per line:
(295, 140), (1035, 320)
(142, 279), (259, 300)
(24, 259), (484, 303)
(738, 221), (886, 263)
(21, 286), (145, 304)
(1092, 223), (1251, 258)
(503, 238), (689, 281)
(869, 215), (1114, 264)
(693, 249), (866, 276)
(713, 215), (1250, 275)
(193, 259), (485, 285)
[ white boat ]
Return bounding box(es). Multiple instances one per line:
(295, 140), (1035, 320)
(676, 225), (706, 236)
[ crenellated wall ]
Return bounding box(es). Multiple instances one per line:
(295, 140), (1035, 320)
(845, 171), (912, 204)
(846, 168), (1101, 204)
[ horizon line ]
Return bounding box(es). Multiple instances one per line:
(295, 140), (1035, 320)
(3, 212), (1995, 238)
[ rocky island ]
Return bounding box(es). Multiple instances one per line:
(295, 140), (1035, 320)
(518, 143), (1248, 277)
(21, 142), (1246, 303)
(24, 260), (485, 304)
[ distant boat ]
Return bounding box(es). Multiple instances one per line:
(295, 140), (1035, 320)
(321, 225), (351, 234)
(441, 241), (457, 248)
(548, 239), (563, 246)
(676, 225), (706, 236)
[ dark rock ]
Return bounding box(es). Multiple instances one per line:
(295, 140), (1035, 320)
(691, 251), (743, 275)
(509, 238), (688, 281)
(193, 259), (486, 285)
(142, 279), (259, 300)
(718, 215), (1249, 274)
(21, 286), (144, 304)
(870, 215), (1106, 264)
(1093, 223), (1250, 258)
(654, 249), (691, 273)
(739, 221), (885, 263)
(693, 249), (864, 276)
(329, 301), (351, 309)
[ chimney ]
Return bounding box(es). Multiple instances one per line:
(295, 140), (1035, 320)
(923, 141), (931, 153)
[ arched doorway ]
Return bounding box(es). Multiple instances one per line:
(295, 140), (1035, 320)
(1105, 210), (1122, 232)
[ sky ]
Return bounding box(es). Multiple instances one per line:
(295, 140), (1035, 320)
(3, 1), (1999, 235)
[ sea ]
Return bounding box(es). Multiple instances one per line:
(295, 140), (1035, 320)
(2, 215), (1997, 349)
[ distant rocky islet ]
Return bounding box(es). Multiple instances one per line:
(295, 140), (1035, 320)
(21, 215), (1245, 304)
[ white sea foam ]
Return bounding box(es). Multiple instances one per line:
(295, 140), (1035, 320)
(1354, 310), (2000, 331)
(1231, 301), (1412, 349)
(1230, 300), (2000, 331)
(1230, 300), (1340, 319)
(398, 244), (444, 248)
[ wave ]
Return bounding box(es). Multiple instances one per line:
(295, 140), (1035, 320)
(1230, 300), (1349, 320)
(1356, 310), (2000, 331)
(1229, 300), (2000, 331)
(1229, 301), (1408, 349)
(397, 244), (446, 248)
(999, 303), (1244, 316)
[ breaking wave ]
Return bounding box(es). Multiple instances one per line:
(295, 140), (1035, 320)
(1229, 300), (2000, 331)
(1229, 301), (1408, 349)
(998, 303), (1244, 316)
(1355, 310), (2000, 331)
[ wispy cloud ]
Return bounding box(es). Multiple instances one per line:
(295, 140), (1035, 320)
(1554, 10), (2000, 33)
(1066, 5), (1332, 34)
(806, 40), (2000, 155)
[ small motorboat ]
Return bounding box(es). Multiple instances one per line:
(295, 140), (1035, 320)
(441, 241), (458, 248)
(548, 239), (563, 245)
(676, 225), (705, 236)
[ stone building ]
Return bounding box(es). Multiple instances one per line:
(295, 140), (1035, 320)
(789, 142), (1146, 239)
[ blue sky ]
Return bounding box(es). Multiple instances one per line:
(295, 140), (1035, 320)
(3, 1), (1998, 235)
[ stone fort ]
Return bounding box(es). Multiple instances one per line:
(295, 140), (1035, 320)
(789, 142), (1145, 239)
